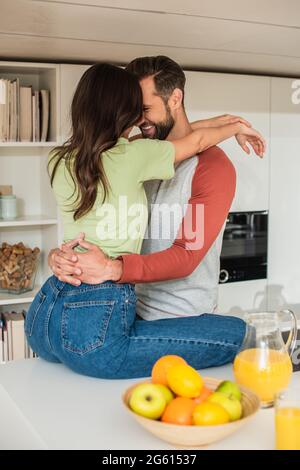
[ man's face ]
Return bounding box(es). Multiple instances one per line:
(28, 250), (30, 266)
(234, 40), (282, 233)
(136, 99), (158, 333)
(139, 76), (175, 140)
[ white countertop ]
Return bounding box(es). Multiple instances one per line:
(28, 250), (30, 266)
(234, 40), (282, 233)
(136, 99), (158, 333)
(0, 358), (299, 450)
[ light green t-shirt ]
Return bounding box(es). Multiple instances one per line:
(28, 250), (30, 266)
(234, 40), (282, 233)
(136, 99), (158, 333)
(49, 138), (175, 258)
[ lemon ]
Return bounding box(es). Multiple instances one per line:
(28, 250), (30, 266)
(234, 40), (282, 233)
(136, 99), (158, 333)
(193, 402), (230, 426)
(166, 364), (203, 398)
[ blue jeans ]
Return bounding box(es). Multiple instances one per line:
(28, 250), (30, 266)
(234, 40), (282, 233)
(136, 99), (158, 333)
(25, 276), (246, 379)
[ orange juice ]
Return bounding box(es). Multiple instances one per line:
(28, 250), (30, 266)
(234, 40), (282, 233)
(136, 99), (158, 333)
(233, 348), (292, 404)
(275, 407), (300, 450)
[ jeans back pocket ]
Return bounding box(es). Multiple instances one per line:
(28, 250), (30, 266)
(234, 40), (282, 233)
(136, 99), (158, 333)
(61, 300), (115, 355)
(25, 291), (47, 337)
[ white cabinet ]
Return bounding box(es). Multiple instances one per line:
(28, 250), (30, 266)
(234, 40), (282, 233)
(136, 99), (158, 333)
(268, 77), (300, 315)
(184, 71), (270, 212)
(60, 64), (91, 142)
(217, 280), (268, 318)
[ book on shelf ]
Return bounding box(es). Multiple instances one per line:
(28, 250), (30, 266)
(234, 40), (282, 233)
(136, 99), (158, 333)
(0, 310), (35, 363)
(0, 76), (50, 143)
(20, 86), (32, 142)
(34, 90), (40, 142)
(32, 93), (36, 142)
(2, 311), (13, 361)
(0, 79), (9, 142)
(0, 316), (5, 364)
(8, 79), (18, 141)
(40, 89), (49, 142)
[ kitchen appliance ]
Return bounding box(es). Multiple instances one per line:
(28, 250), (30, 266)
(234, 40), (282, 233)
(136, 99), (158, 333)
(219, 211), (268, 284)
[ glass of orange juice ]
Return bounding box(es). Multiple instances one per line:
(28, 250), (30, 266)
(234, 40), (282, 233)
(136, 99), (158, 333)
(233, 311), (297, 408)
(275, 386), (300, 450)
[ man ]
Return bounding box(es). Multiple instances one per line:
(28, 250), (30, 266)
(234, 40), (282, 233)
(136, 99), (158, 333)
(49, 56), (263, 331)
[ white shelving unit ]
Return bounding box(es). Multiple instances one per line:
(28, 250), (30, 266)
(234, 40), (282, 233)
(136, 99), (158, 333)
(0, 142), (58, 148)
(0, 216), (57, 228)
(0, 285), (42, 307)
(0, 61), (61, 310)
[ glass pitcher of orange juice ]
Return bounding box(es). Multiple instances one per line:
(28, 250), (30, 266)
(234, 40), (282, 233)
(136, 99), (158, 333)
(233, 310), (297, 408)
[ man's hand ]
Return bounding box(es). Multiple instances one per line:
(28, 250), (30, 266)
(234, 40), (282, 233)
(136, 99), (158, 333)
(192, 114), (252, 130)
(236, 124), (266, 158)
(73, 240), (123, 284)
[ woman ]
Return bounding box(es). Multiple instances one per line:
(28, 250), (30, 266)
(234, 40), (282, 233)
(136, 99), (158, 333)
(25, 63), (263, 379)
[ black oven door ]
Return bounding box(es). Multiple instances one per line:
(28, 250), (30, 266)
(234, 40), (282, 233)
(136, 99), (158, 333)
(219, 211), (268, 283)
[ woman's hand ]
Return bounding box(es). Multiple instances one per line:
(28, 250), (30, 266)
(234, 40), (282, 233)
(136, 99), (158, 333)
(48, 247), (82, 287)
(48, 232), (85, 286)
(207, 114), (252, 128)
(191, 114), (252, 129)
(235, 124), (266, 158)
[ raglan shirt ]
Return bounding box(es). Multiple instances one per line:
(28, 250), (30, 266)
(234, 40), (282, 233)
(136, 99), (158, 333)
(117, 146), (236, 283)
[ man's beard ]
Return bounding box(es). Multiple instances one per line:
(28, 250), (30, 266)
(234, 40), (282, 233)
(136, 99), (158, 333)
(140, 105), (175, 140)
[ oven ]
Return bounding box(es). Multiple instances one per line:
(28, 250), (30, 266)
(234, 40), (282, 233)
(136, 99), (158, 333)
(219, 211), (268, 284)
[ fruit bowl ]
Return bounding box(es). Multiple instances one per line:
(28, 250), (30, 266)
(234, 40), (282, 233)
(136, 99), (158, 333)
(122, 377), (260, 447)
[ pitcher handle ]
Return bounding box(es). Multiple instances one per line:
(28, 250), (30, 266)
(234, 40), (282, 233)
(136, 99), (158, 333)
(280, 309), (298, 359)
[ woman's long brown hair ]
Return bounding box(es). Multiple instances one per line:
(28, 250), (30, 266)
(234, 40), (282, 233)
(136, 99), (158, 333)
(48, 63), (143, 220)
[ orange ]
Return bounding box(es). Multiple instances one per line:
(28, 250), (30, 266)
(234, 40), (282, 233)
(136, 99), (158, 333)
(193, 386), (213, 404)
(167, 364), (203, 398)
(161, 397), (196, 425)
(193, 402), (230, 426)
(151, 355), (187, 386)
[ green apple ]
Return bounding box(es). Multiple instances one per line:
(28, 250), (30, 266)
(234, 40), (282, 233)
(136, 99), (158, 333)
(129, 383), (166, 420)
(216, 380), (242, 401)
(154, 384), (174, 405)
(208, 392), (242, 421)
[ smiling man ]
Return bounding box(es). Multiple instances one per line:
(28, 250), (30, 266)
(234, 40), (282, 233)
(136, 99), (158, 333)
(48, 56), (263, 370)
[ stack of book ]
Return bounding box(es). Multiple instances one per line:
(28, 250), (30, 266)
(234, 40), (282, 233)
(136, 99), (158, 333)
(0, 310), (36, 363)
(0, 78), (50, 142)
